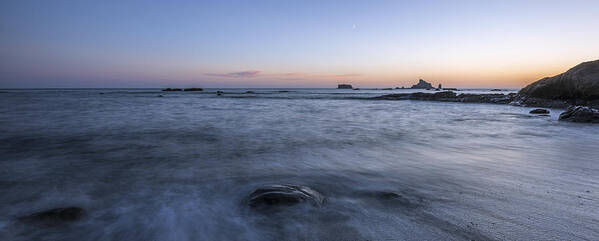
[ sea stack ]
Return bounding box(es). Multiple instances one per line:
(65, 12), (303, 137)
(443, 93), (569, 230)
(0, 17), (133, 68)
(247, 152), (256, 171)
(411, 79), (434, 89)
(338, 84), (353, 89)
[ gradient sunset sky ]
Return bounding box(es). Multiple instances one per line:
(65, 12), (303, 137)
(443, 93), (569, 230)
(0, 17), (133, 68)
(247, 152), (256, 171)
(1, 0), (598, 88)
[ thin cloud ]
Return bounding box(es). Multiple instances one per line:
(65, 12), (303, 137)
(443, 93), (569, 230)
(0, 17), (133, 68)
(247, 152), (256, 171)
(268, 72), (361, 79)
(329, 74), (361, 78)
(205, 71), (361, 80)
(206, 70), (261, 78)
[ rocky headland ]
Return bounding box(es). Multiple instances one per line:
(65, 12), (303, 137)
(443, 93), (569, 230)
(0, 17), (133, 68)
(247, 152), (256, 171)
(514, 60), (599, 109)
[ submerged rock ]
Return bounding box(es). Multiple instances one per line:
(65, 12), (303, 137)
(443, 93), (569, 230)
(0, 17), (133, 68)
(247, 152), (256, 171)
(19, 207), (85, 225)
(248, 184), (325, 208)
(216, 91), (224, 96)
(558, 106), (599, 123)
(245, 90), (255, 94)
(529, 109), (550, 114)
(373, 191), (422, 208)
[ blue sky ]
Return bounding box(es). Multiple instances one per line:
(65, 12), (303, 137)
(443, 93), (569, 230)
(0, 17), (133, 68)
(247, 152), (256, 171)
(1, 0), (598, 88)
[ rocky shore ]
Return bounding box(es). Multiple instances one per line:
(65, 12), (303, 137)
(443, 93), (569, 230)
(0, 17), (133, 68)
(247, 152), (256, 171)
(373, 59), (599, 123)
(373, 91), (517, 104)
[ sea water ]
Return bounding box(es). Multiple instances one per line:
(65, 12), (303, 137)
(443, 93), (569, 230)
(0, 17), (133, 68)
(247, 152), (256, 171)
(0, 88), (597, 240)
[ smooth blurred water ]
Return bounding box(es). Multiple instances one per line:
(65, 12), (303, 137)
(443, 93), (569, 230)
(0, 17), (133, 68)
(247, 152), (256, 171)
(0, 88), (597, 240)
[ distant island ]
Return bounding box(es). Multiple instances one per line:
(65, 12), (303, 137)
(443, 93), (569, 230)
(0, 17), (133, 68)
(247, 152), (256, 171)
(411, 79), (434, 89)
(338, 84), (353, 89)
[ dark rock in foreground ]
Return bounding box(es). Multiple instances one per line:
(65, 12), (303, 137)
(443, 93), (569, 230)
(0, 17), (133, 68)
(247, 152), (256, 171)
(516, 59), (599, 108)
(248, 184), (325, 208)
(529, 109), (550, 114)
(338, 84), (353, 89)
(19, 207), (85, 226)
(558, 106), (599, 123)
(183, 88), (203, 91)
(374, 91), (516, 104)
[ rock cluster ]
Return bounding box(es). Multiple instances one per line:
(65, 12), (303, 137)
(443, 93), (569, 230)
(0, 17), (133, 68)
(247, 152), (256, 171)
(558, 106), (599, 123)
(374, 91), (516, 104)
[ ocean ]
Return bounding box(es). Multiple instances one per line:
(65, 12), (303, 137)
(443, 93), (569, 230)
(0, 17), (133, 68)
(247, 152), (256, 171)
(1, 88), (598, 240)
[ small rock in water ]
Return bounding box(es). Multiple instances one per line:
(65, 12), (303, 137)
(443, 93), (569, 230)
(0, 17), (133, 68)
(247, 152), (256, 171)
(248, 184), (325, 208)
(529, 108), (550, 114)
(216, 91), (224, 96)
(183, 88), (203, 91)
(559, 106), (599, 123)
(19, 207), (85, 225)
(245, 90), (255, 94)
(162, 88), (182, 91)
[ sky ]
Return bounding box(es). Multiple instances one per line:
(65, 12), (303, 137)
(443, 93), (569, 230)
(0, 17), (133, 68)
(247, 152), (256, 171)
(1, 0), (598, 88)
